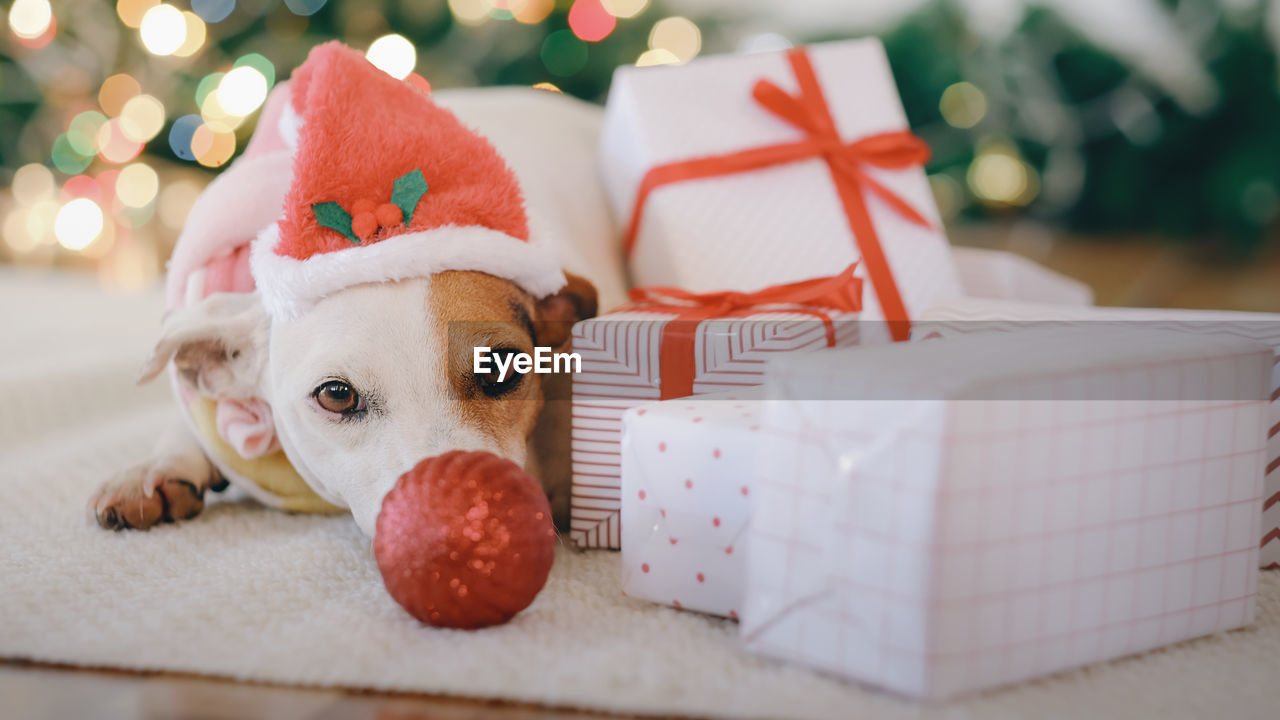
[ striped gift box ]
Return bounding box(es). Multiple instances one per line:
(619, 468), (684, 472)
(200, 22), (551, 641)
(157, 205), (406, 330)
(919, 298), (1280, 568)
(569, 310), (860, 548)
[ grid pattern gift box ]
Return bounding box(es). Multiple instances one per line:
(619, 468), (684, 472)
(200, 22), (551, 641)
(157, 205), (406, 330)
(599, 38), (962, 341)
(741, 326), (1274, 699)
(917, 297), (1280, 568)
(570, 269), (862, 549)
(620, 389), (766, 617)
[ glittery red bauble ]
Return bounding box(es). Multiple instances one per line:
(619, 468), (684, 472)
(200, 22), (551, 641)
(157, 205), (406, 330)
(374, 450), (556, 630)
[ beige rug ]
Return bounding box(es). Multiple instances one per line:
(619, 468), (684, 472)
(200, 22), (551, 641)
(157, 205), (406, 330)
(2, 269), (1278, 719)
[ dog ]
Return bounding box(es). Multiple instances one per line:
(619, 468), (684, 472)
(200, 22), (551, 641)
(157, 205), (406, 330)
(88, 46), (627, 537)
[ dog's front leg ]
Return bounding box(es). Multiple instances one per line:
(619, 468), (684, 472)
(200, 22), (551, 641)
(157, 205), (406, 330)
(88, 419), (222, 531)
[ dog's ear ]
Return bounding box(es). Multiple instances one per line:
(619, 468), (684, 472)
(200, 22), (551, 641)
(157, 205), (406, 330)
(138, 291), (269, 399)
(534, 272), (598, 349)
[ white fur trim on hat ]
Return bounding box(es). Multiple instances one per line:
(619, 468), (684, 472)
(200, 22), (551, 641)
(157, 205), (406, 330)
(251, 222), (567, 322)
(278, 100), (302, 152)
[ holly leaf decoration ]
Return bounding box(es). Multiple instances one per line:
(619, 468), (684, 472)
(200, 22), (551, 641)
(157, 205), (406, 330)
(391, 169), (429, 225)
(312, 202), (360, 245)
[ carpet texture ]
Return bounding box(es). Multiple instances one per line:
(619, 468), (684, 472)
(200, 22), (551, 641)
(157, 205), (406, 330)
(2, 269), (1277, 719)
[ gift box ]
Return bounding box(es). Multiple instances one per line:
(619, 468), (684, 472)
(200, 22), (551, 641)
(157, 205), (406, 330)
(570, 269), (862, 548)
(918, 297), (1280, 568)
(620, 390), (765, 617)
(600, 38), (962, 340)
(741, 326), (1273, 699)
(949, 248), (1094, 306)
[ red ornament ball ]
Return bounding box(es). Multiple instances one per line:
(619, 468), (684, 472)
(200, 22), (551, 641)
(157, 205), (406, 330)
(374, 450), (556, 630)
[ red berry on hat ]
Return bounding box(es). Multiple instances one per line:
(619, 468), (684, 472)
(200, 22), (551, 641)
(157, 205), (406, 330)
(376, 202), (402, 227)
(352, 212), (378, 240)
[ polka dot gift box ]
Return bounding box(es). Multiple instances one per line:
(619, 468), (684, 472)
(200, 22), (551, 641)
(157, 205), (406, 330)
(619, 389), (767, 618)
(742, 326), (1273, 699)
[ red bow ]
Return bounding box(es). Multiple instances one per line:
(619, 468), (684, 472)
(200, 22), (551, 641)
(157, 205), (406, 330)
(622, 47), (932, 342)
(627, 264), (863, 399)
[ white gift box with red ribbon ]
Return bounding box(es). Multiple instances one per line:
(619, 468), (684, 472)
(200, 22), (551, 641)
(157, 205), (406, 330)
(918, 297), (1280, 568)
(619, 390), (765, 618)
(741, 326), (1273, 699)
(600, 38), (962, 338)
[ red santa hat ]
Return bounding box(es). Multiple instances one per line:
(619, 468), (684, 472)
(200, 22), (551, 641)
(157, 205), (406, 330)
(251, 42), (565, 321)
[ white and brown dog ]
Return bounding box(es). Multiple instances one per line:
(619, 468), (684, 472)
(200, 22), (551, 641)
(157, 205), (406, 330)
(88, 43), (626, 536)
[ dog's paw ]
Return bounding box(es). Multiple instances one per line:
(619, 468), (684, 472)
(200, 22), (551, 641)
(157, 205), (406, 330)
(88, 463), (208, 531)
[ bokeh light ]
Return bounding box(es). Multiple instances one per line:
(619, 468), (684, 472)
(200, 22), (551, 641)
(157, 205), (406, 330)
(54, 198), (104, 251)
(531, 82), (562, 93)
(9, 0), (52, 40)
(512, 0), (553, 24)
(217, 65), (268, 115)
(13, 13), (53, 49)
(601, 0), (647, 18)
(116, 163), (159, 208)
(200, 90), (243, 133)
(366, 34), (417, 80)
(67, 111), (107, 156)
(568, 0), (615, 43)
(12, 163), (55, 205)
(99, 74), (142, 116)
(119, 94), (165, 142)
(451, 0), (496, 26)
(635, 48), (679, 67)
(191, 0), (235, 24)
(195, 72), (223, 107)
(284, 0), (327, 17)
(541, 29), (588, 77)
(3, 209), (39, 253)
(97, 120), (144, 163)
(62, 174), (101, 202)
(117, 0), (158, 29)
(168, 114), (202, 161)
(173, 11), (207, 58)
(968, 145), (1039, 207)
(234, 53), (276, 87)
(140, 4), (187, 56)
(940, 82), (988, 130)
(51, 135), (92, 174)
(648, 17), (700, 64)
(191, 124), (236, 167)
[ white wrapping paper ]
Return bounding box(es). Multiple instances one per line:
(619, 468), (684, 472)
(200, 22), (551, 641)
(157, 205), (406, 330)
(919, 297), (1280, 568)
(742, 326), (1273, 698)
(620, 390), (765, 617)
(600, 38), (961, 318)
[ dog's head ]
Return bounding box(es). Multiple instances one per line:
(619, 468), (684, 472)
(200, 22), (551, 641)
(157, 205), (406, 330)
(141, 271), (596, 535)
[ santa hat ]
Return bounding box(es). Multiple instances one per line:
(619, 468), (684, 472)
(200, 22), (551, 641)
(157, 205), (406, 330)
(251, 42), (565, 321)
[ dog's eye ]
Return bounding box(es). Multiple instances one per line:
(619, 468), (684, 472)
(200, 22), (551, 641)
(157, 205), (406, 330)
(475, 347), (524, 398)
(313, 380), (364, 415)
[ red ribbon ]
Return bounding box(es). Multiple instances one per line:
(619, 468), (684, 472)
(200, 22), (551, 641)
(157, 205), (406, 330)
(622, 47), (933, 343)
(627, 263), (863, 400)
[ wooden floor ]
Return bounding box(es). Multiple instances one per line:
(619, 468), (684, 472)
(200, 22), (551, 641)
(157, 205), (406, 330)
(7, 227), (1279, 719)
(1, 661), (630, 720)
